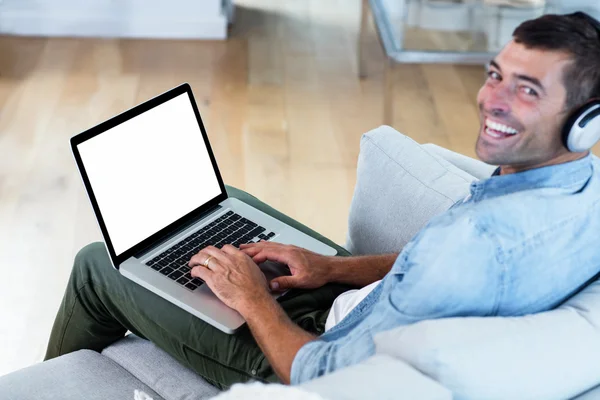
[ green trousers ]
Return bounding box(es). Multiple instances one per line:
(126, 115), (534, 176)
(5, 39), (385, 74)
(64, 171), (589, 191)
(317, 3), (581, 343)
(45, 186), (352, 390)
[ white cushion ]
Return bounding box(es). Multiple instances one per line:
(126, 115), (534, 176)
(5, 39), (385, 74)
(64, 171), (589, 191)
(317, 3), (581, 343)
(374, 278), (600, 400)
(300, 355), (452, 400)
(214, 382), (326, 400)
(345, 126), (488, 255)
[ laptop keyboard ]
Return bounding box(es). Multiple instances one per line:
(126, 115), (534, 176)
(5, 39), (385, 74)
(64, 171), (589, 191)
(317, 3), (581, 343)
(145, 211), (276, 291)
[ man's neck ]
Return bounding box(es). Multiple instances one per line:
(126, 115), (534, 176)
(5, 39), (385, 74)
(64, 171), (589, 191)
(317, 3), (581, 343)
(499, 151), (589, 175)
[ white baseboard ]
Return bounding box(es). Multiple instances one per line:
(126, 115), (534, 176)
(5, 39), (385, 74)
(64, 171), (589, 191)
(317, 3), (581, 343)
(0, 2), (231, 39)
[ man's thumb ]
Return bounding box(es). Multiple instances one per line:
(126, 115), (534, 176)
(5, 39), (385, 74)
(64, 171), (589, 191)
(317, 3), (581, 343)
(270, 276), (294, 291)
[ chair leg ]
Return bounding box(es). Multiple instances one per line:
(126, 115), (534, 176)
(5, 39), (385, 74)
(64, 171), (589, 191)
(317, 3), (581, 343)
(384, 57), (395, 125)
(358, 0), (370, 79)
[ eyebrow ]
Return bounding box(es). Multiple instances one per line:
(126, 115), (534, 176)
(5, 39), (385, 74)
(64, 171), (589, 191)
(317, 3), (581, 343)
(489, 59), (547, 96)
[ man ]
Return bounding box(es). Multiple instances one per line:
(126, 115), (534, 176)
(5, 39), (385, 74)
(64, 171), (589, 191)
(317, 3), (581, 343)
(45, 12), (600, 388)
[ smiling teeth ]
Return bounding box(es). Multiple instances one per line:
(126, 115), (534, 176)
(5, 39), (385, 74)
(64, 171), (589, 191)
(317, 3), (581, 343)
(486, 119), (518, 135)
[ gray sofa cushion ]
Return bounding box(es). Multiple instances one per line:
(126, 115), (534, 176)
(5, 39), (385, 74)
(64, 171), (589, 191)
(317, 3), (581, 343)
(0, 349), (163, 400)
(102, 335), (220, 400)
(345, 126), (484, 255)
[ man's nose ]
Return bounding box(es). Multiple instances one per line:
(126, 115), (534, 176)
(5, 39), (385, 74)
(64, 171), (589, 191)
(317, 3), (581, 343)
(484, 87), (511, 116)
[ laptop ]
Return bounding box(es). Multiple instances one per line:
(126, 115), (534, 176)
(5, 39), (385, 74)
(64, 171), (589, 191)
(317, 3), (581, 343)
(71, 83), (337, 334)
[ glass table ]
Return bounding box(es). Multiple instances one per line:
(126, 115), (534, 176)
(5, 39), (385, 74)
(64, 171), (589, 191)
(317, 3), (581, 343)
(359, 0), (557, 124)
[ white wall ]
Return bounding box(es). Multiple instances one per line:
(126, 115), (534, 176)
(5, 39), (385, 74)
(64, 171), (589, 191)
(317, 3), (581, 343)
(550, 0), (600, 14)
(0, 0), (233, 39)
(502, 0), (600, 16)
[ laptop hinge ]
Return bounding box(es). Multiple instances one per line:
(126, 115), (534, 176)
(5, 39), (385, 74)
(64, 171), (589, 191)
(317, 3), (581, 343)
(134, 204), (222, 258)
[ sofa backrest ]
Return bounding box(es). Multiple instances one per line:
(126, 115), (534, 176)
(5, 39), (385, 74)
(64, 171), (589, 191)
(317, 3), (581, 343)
(346, 126), (485, 255)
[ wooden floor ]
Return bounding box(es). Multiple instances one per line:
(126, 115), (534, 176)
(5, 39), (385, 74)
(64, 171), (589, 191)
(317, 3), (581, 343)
(2, 0), (595, 376)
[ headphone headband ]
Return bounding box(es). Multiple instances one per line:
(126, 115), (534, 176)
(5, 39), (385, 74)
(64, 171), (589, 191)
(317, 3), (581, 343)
(559, 13), (600, 151)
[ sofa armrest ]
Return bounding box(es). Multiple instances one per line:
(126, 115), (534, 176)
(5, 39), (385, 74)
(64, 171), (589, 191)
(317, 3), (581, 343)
(346, 126), (478, 255)
(0, 350), (163, 400)
(299, 355), (452, 400)
(102, 335), (220, 400)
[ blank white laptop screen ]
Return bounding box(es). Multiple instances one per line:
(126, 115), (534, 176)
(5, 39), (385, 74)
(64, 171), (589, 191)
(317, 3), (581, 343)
(77, 93), (221, 256)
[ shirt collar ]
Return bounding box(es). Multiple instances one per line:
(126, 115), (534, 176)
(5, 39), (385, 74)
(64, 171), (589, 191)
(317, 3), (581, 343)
(469, 153), (594, 202)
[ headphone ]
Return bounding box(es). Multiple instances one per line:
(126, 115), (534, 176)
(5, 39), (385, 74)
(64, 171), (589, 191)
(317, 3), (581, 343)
(562, 12), (600, 152)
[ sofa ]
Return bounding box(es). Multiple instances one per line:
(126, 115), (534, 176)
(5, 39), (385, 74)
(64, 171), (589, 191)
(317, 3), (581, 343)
(2, 125), (600, 399)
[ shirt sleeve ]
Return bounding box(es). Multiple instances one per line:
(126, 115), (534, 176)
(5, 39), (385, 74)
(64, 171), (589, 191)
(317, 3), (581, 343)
(388, 213), (502, 319)
(290, 340), (333, 385)
(291, 212), (503, 384)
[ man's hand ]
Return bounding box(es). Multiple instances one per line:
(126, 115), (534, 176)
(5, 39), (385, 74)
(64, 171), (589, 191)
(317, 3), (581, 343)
(189, 244), (316, 383)
(188, 245), (270, 314)
(240, 242), (332, 291)
(186, 243), (398, 384)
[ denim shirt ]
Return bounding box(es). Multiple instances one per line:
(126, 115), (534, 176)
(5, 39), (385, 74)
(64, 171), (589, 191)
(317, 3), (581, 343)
(291, 154), (600, 384)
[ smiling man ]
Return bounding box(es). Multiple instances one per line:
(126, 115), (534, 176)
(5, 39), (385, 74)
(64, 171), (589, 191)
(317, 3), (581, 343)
(477, 42), (590, 172)
(46, 12), (600, 390)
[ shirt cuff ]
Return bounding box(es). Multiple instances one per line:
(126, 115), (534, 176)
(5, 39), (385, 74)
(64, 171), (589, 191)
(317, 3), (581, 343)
(290, 340), (329, 385)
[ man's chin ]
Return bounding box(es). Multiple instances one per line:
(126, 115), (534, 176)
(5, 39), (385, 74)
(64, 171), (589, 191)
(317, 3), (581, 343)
(475, 137), (490, 162)
(475, 137), (502, 165)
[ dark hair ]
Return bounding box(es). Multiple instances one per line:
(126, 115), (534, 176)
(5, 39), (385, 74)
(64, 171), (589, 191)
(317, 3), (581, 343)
(513, 12), (600, 111)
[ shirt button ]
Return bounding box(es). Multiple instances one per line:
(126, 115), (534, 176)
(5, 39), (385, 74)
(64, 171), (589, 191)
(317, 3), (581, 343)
(251, 369), (257, 375)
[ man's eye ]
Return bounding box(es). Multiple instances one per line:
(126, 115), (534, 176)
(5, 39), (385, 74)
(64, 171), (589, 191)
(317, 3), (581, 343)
(487, 71), (501, 81)
(521, 86), (539, 97)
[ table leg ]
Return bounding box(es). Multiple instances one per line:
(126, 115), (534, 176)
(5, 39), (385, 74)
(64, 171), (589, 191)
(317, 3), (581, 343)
(384, 57), (394, 125)
(358, 0), (369, 79)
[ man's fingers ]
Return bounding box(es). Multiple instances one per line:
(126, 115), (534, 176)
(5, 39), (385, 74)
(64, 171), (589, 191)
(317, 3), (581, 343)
(239, 245), (262, 257)
(269, 276), (298, 291)
(189, 252), (211, 268)
(191, 265), (213, 282)
(240, 241), (269, 248)
(251, 250), (279, 264)
(241, 241), (287, 250)
(221, 244), (244, 256)
(189, 246), (228, 268)
(239, 241), (272, 255)
(240, 242), (283, 260)
(249, 247), (294, 265)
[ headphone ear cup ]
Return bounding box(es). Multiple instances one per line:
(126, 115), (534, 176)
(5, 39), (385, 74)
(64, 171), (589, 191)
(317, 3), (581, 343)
(562, 107), (585, 150)
(563, 102), (600, 152)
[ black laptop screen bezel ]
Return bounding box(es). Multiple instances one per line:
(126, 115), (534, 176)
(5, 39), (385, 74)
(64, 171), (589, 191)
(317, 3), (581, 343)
(70, 83), (228, 269)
